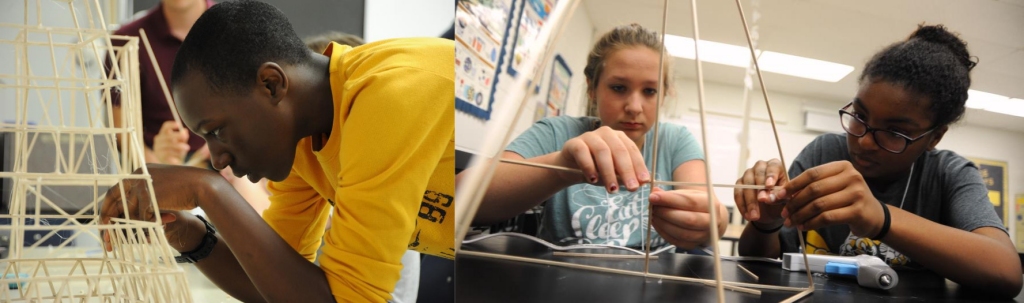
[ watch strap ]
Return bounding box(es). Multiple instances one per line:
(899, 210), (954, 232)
(175, 215), (217, 263)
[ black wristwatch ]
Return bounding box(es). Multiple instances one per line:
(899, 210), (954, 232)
(175, 215), (217, 263)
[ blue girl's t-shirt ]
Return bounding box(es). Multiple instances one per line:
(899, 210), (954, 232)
(506, 116), (704, 248)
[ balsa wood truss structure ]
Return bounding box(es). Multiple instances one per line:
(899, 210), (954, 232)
(0, 0), (193, 301)
(454, 0), (815, 302)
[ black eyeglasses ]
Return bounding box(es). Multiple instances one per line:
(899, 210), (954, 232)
(839, 101), (935, 154)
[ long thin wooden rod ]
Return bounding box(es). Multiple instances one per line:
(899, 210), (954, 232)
(689, 0), (726, 300)
(494, 159), (773, 190)
(737, 264), (759, 281)
(138, 29), (181, 127)
(644, 0), (671, 275)
(552, 251), (659, 260)
(652, 180), (770, 190)
(460, 249), (765, 294)
(460, 250), (811, 294)
(732, 0), (815, 292)
(780, 289), (814, 303)
(498, 158), (587, 174)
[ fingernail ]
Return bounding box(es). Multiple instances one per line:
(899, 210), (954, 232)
(649, 193), (660, 202)
(627, 179), (638, 190)
(609, 184), (618, 193)
(766, 177), (775, 186)
(751, 209), (759, 219)
(776, 188), (787, 198)
(769, 193), (776, 203)
(589, 175), (598, 184)
(639, 172), (650, 182)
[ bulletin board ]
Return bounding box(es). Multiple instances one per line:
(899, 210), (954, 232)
(542, 54), (571, 118)
(968, 157), (1010, 227)
(506, 0), (557, 77)
(455, 0), (515, 120)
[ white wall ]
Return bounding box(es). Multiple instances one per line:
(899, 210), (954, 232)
(363, 0), (454, 42)
(455, 1), (594, 156)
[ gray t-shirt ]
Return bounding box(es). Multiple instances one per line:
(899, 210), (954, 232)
(779, 133), (1005, 267)
(506, 116), (704, 248)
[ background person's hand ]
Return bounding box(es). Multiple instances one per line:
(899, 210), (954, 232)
(153, 121), (190, 165)
(556, 126), (650, 193)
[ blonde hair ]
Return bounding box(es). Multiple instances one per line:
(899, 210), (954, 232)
(303, 31), (365, 52)
(583, 24), (673, 116)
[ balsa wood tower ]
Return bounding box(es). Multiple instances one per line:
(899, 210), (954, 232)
(0, 0), (193, 301)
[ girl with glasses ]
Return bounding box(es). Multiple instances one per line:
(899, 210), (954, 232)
(734, 25), (1021, 297)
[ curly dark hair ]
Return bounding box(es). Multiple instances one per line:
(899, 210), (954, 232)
(859, 24), (977, 127)
(170, 0), (311, 94)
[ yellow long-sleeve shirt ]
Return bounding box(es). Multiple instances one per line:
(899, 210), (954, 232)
(263, 38), (455, 302)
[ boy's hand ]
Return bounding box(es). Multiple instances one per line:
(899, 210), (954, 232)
(99, 164), (224, 251)
(157, 211), (208, 253)
(557, 126), (650, 193)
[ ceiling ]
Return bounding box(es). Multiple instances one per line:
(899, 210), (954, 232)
(581, 0), (1024, 132)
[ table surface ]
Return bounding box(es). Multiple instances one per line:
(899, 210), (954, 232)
(456, 235), (1024, 303)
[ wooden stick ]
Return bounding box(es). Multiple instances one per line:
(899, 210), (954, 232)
(737, 264), (759, 281)
(780, 289), (814, 303)
(461, 250), (800, 294)
(688, 0), (726, 300)
(652, 180), (771, 190)
(645, 0), (670, 276)
(498, 158), (583, 174)
(482, 160), (776, 191)
(552, 251), (659, 260)
(700, 280), (761, 296)
(138, 29), (182, 127)
(732, 0), (815, 293)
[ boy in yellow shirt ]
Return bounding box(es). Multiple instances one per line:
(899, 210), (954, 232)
(100, 1), (454, 302)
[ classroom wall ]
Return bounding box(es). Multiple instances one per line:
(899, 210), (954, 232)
(364, 0), (453, 42)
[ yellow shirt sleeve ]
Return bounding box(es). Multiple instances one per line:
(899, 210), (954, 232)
(263, 167), (331, 262)
(318, 66), (454, 302)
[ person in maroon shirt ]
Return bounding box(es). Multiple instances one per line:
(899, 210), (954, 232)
(108, 0), (214, 165)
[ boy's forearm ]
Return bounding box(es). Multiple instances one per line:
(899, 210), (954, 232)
(194, 234), (267, 303)
(198, 179), (337, 302)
